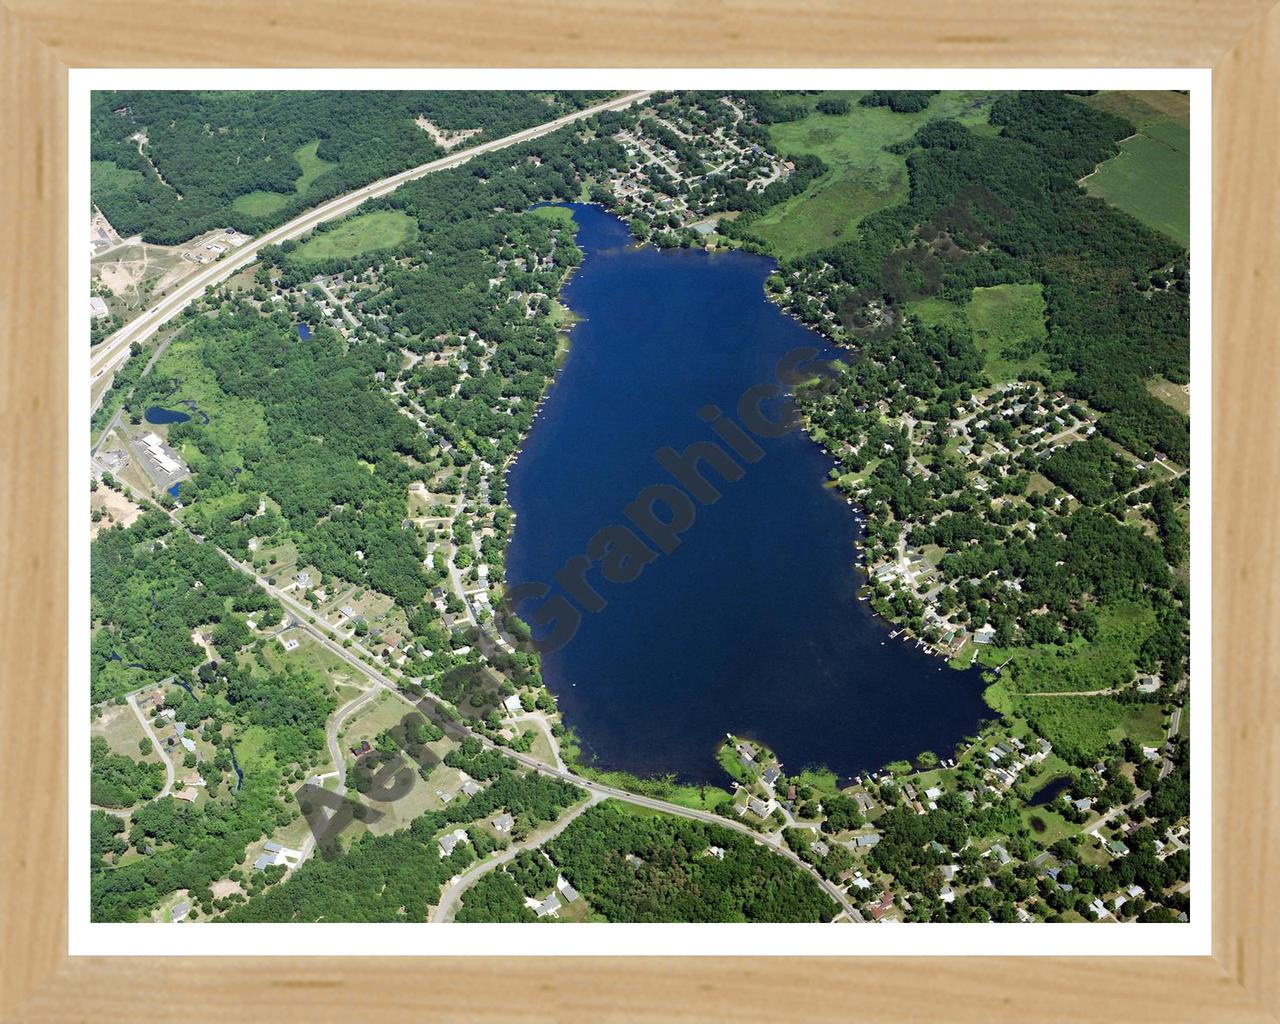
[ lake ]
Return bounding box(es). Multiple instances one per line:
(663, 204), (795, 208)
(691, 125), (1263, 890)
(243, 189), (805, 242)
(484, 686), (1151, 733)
(504, 204), (991, 784)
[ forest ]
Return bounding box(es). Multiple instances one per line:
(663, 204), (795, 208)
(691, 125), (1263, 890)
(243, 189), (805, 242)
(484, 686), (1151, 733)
(456, 802), (835, 923)
(90, 509), (278, 701)
(89, 736), (165, 808)
(91, 91), (610, 243)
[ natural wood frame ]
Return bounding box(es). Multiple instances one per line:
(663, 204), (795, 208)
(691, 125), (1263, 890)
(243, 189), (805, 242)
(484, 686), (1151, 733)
(2, 2), (1276, 1019)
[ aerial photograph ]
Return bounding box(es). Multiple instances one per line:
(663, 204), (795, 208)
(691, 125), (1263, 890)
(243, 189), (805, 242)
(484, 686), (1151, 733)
(87, 87), (1191, 926)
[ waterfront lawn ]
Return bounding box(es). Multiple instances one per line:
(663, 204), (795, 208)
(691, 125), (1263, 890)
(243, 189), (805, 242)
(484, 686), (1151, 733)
(966, 283), (1050, 382)
(751, 91), (1000, 259)
(574, 767), (733, 814)
(529, 204), (577, 227)
(293, 210), (419, 262)
(231, 139), (337, 218)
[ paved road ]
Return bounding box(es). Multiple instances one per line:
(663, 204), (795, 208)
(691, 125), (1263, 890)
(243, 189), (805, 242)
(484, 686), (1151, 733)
(88, 91), (654, 406)
(430, 791), (606, 923)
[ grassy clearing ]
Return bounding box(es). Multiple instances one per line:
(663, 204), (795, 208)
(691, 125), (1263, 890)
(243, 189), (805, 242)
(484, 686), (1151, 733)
(529, 204), (577, 227)
(1146, 374), (1191, 415)
(293, 210), (418, 261)
(92, 160), (148, 195)
(1083, 120), (1189, 247)
(966, 283), (1049, 382)
(978, 599), (1157, 695)
(751, 91), (999, 259)
(232, 139), (337, 218)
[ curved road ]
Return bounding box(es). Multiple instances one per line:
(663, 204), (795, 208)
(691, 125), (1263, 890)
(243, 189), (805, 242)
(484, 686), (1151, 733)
(431, 791), (606, 923)
(89, 90), (653, 405)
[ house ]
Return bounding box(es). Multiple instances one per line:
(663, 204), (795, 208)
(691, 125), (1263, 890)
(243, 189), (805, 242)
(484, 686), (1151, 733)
(254, 841), (304, 871)
(492, 813), (514, 833)
(973, 625), (997, 645)
(811, 841), (830, 858)
(534, 892), (562, 918)
(438, 828), (469, 858)
(851, 833), (881, 849)
(745, 796), (775, 819)
(556, 875), (579, 903)
(460, 779), (482, 798)
(705, 846), (725, 860)
(869, 891), (896, 921)
(89, 295), (110, 319)
(924, 787), (943, 802)
(351, 740), (373, 758)
(761, 766), (781, 787)
(1089, 898), (1109, 920)
(1072, 797), (1094, 813)
(173, 787), (199, 803)
(170, 901), (190, 923)
(502, 693), (523, 715)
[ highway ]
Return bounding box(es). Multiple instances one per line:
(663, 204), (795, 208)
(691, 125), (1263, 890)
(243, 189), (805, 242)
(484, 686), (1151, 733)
(88, 90), (654, 406)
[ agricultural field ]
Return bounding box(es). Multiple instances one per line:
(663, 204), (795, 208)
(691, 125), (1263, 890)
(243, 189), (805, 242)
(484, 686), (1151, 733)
(750, 90), (1000, 259)
(1078, 91), (1190, 247)
(293, 210), (419, 261)
(231, 140), (337, 218)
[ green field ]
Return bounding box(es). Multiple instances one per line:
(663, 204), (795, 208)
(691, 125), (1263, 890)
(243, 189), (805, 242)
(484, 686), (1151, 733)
(232, 140), (338, 218)
(91, 160), (148, 195)
(293, 210), (419, 261)
(750, 91), (1000, 259)
(529, 204), (577, 227)
(1083, 120), (1189, 247)
(979, 599), (1158, 696)
(966, 282), (1050, 381)
(906, 282), (1048, 382)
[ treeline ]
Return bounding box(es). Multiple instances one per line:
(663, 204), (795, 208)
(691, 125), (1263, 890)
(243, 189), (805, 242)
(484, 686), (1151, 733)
(859, 90), (940, 113)
(458, 801), (836, 922)
(90, 510), (277, 701)
(91, 91), (611, 243)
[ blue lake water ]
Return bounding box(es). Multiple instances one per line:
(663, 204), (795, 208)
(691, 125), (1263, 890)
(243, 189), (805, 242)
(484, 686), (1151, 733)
(145, 406), (191, 425)
(505, 204), (991, 784)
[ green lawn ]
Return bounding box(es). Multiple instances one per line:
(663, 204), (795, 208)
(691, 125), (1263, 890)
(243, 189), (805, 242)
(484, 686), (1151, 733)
(232, 139), (338, 219)
(751, 91), (1000, 259)
(529, 204), (577, 227)
(293, 210), (419, 261)
(966, 283), (1049, 382)
(1083, 120), (1189, 247)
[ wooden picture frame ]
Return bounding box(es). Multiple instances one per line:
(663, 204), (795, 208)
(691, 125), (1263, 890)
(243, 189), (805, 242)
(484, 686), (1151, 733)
(2, 2), (1276, 1019)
